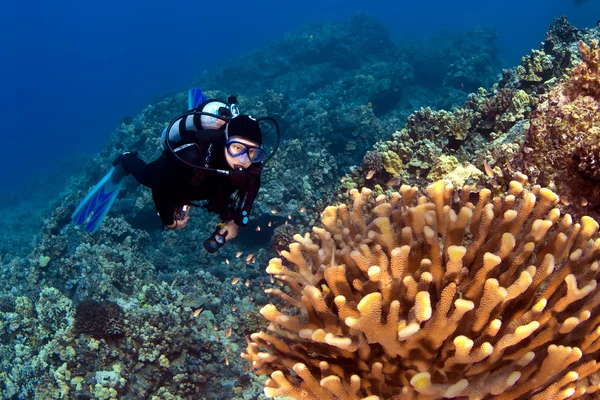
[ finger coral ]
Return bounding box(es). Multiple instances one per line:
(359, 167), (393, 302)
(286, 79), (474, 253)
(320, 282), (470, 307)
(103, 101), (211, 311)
(243, 179), (600, 399)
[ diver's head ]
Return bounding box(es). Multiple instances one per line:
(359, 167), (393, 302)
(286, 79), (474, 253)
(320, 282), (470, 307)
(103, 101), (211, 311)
(225, 115), (264, 169)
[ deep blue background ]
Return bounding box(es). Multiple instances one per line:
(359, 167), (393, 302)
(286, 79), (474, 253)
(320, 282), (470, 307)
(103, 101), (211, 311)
(0, 0), (597, 193)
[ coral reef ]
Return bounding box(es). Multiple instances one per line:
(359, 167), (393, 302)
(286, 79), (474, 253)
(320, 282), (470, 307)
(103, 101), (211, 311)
(0, 12), (598, 400)
(245, 180), (600, 399)
(336, 18), (600, 229)
(362, 150), (385, 174)
(524, 40), (600, 219)
(74, 300), (126, 340)
(0, 295), (16, 313)
(516, 49), (557, 85)
(272, 224), (301, 255)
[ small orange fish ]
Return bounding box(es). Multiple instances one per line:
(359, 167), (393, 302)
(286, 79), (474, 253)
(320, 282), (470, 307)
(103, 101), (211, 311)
(193, 308), (203, 317)
(300, 207), (306, 212)
(268, 221), (272, 227)
(386, 177), (401, 186)
(231, 277), (242, 285)
(366, 170), (375, 180)
(484, 162), (495, 178)
(367, 101), (373, 107)
(225, 355), (229, 365)
(246, 253), (254, 262)
(231, 306), (237, 311)
(215, 332), (220, 342)
(236, 251), (243, 258)
(340, 176), (347, 182)
(226, 329), (232, 338)
(225, 258), (230, 265)
(245, 279), (251, 287)
(288, 215), (292, 220)
(256, 226), (261, 232)
(271, 209), (279, 214)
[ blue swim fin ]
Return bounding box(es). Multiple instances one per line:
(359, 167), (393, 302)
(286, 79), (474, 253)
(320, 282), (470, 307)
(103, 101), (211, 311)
(188, 88), (207, 110)
(71, 166), (126, 233)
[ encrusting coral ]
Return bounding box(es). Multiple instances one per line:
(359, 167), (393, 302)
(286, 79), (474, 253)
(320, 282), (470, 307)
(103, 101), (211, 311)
(524, 40), (600, 215)
(243, 176), (600, 399)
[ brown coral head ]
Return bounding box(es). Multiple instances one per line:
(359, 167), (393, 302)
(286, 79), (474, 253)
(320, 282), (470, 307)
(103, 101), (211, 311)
(362, 150), (384, 174)
(0, 295), (16, 313)
(74, 300), (126, 340)
(272, 224), (301, 254)
(572, 140), (600, 181)
(244, 180), (600, 399)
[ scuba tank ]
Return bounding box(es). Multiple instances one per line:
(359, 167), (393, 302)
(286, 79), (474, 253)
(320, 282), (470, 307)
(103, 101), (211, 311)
(161, 97), (238, 149)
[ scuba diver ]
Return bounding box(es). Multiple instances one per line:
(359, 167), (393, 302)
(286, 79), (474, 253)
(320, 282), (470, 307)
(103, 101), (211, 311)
(72, 88), (280, 253)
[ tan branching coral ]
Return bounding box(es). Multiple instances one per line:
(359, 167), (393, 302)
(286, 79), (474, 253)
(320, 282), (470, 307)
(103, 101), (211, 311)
(243, 179), (600, 399)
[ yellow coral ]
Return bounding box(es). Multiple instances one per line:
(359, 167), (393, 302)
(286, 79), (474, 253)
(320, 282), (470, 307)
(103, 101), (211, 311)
(244, 179), (600, 399)
(427, 156), (482, 187)
(427, 155), (460, 181)
(382, 150), (404, 176)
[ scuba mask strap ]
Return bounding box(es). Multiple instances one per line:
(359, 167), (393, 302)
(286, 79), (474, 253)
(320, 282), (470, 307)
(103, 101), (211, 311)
(256, 116), (281, 165)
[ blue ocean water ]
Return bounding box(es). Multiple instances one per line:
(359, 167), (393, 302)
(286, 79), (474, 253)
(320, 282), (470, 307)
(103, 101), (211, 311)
(0, 0), (596, 193)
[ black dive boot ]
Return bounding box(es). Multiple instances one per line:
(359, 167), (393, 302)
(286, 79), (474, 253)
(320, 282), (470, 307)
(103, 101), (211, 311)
(110, 152), (137, 183)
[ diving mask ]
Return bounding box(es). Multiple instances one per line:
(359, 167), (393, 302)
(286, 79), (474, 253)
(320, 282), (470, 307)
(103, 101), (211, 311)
(226, 140), (265, 163)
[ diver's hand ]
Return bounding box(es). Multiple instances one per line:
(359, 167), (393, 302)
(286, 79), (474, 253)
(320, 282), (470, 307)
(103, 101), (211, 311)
(219, 220), (239, 240)
(167, 213), (190, 230)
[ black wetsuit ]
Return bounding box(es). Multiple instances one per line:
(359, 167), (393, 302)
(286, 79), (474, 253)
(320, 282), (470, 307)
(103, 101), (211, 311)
(120, 129), (261, 227)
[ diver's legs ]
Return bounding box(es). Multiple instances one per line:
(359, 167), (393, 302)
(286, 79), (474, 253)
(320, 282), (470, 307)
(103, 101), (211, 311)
(116, 152), (164, 188)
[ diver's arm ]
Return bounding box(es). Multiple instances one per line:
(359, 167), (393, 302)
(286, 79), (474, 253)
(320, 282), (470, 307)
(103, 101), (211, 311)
(151, 189), (176, 227)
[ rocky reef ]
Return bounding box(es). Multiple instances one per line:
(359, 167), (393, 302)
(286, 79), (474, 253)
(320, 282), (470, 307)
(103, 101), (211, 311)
(341, 16), (600, 225)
